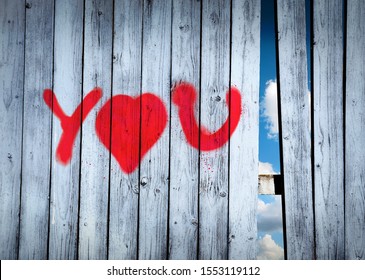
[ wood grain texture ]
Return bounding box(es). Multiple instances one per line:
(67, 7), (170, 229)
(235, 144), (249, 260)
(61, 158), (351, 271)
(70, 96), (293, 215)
(108, 0), (142, 260)
(258, 176), (275, 195)
(199, 0), (230, 260)
(78, 0), (113, 260)
(3, 0), (361, 261)
(19, 0), (54, 260)
(229, 0), (260, 260)
(169, 0), (200, 260)
(48, 0), (84, 260)
(0, 0), (25, 260)
(313, 0), (344, 260)
(276, 0), (314, 260)
(138, 0), (171, 260)
(345, 0), (365, 260)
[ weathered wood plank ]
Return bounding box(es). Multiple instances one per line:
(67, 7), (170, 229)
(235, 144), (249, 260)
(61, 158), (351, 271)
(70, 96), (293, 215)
(0, 0), (25, 260)
(345, 0), (365, 260)
(19, 0), (54, 259)
(79, 0), (113, 259)
(108, 0), (142, 260)
(139, 0), (171, 260)
(199, 0), (230, 260)
(169, 0), (200, 260)
(276, 0), (314, 259)
(258, 176), (275, 195)
(48, 0), (84, 260)
(313, 0), (344, 260)
(229, 0), (261, 260)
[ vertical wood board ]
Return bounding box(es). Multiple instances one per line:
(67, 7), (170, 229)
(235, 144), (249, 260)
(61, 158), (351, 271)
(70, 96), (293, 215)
(199, 0), (230, 260)
(19, 0), (54, 260)
(276, 0), (314, 260)
(345, 0), (365, 260)
(79, 0), (113, 260)
(0, 0), (25, 260)
(108, 0), (142, 260)
(313, 0), (345, 260)
(169, 0), (201, 260)
(48, 0), (84, 260)
(139, 0), (172, 260)
(229, 0), (261, 260)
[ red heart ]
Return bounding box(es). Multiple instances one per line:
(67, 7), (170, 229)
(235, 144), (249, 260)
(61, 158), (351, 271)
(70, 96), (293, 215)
(95, 93), (167, 174)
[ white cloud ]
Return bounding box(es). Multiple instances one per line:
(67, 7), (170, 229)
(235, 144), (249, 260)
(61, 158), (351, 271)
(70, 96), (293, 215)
(261, 79), (311, 139)
(262, 80), (279, 140)
(257, 234), (284, 260)
(257, 196), (283, 233)
(258, 161), (276, 175)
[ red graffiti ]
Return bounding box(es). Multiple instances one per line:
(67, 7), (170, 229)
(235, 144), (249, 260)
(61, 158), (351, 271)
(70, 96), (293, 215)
(43, 88), (102, 164)
(43, 82), (242, 174)
(95, 94), (167, 174)
(172, 83), (242, 151)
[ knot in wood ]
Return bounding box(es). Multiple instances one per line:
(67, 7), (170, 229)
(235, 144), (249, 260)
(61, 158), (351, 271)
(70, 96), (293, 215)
(140, 177), (148, 187)
(191, 218), (198, 226)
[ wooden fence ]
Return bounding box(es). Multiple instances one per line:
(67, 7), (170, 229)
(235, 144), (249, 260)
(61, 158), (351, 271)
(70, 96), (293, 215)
(0, 0), (364, 260)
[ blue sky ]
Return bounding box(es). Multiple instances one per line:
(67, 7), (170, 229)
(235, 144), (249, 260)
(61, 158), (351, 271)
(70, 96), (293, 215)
(259, 0), (280, 173)
(257, 0), (311, 259)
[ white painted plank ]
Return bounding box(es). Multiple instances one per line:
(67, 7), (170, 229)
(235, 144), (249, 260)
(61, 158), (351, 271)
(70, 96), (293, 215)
(48, 0), (84, 260)
(79, 0), (113, 259)
(258, 176), (275, 195)
(139, 0), (171, 260)
(199, 0), (230, 260)
(169, 0), (200, 260)
(19, 0), (54, 259)
(0, 0), (25, 260)
(345, 0), (365, 260)
(229, 0), (260, 260)
(313, 0), (345, 260)
(108, 0), (142, 260)
(276, 0), (314, 259)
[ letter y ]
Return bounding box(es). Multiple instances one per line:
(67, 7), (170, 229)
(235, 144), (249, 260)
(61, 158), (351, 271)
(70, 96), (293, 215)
(43, 88), (102, 164)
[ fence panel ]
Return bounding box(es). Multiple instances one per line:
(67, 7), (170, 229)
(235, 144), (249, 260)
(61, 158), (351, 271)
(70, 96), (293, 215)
(7, 0), (365, 260)
(345, 0), (365, 260)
